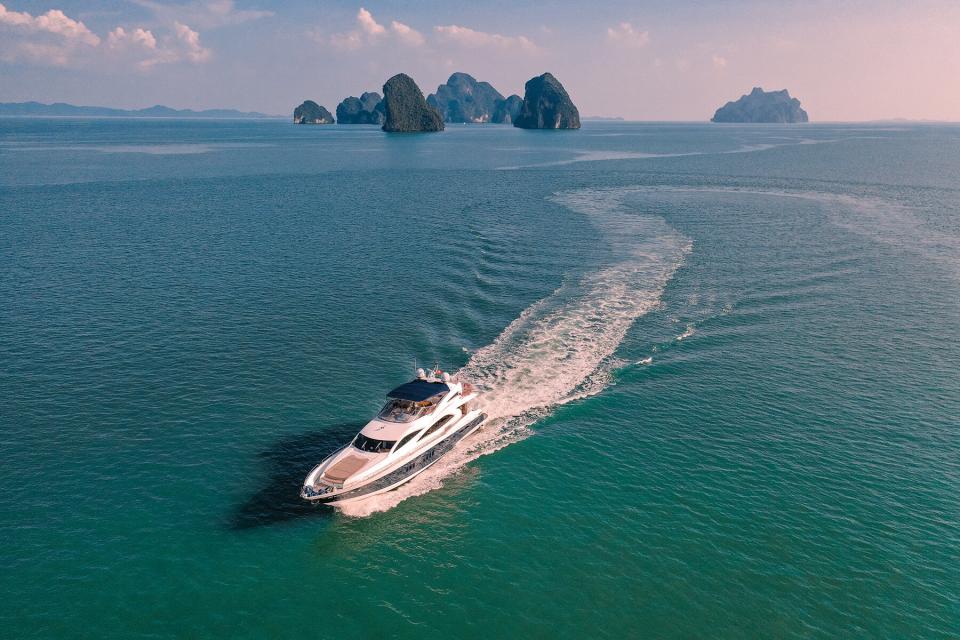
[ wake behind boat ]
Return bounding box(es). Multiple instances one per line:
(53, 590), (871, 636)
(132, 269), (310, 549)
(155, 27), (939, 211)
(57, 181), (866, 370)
(301, 368), (486, 505)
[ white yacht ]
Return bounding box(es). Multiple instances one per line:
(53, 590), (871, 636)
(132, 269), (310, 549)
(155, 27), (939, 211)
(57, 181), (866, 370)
(301, 368), (486, 505)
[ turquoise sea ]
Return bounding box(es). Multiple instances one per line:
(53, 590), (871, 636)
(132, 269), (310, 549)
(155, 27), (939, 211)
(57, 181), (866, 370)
(1, 118), (958, 638)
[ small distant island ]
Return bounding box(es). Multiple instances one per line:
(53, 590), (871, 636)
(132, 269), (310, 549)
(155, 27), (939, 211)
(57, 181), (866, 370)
(712, 87), (809, 123)
(292, 71), (580, 132)
(0, 102), (283, 119)
(293, 100), (334, 124)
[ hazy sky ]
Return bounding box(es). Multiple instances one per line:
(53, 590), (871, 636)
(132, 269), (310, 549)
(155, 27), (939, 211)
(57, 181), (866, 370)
(2, 0), (959, 120)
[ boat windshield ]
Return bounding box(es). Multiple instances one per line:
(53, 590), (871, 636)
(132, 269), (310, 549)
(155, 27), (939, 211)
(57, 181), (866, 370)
(377, 398), (433, 423)
(353, 433), (396, 453)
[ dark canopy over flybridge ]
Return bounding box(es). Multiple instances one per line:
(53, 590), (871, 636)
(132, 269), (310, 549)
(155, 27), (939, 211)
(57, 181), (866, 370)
(386, 380), (450, 401)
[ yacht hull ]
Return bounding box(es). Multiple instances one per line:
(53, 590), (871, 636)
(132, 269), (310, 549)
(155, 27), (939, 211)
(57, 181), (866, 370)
(303, 413), (485, 505)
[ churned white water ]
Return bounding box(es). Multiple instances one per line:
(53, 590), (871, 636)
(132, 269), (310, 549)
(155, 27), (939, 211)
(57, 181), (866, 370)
(339, 188), (692, 516)
(339, 184), (952, 516)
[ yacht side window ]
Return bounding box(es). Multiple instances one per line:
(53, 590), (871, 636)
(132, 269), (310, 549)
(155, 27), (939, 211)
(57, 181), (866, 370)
(393, 431), (421, 452)
(420, 415), (452, 440)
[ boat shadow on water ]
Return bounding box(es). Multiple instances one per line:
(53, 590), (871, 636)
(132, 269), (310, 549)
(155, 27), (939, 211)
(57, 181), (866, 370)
(229, 422), (365, 530)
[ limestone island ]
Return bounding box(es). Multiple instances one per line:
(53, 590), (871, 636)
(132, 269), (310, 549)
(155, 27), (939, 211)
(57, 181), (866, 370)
(336, 92), (385, 125)
(292, 71), (579, 130)
(293, 100), (334, 124)
(426, 72), (521, 124)
(381, 73), (444, 133)
(514, 72), (580, 130)
(711, 87), (809, 123)
(492, 95), (523, 125)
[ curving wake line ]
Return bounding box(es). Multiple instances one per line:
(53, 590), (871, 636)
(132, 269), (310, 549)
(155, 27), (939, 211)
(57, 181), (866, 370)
(494, 137), (858, 170)
(338, 188), (692, 517)
(338, 182), (955, 516)
(620, 185), (959, 280)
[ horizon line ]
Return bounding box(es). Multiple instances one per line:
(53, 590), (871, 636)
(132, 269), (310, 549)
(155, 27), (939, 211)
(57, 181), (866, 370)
(2, 101), (958, 125)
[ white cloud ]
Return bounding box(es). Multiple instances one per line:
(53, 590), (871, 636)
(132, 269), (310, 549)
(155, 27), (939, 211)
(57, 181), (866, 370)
(391, 20), (424, 47)
(137, 21), (211, 67)
(0, 2), (211, 70)
(433, 25), (537, 51)
(108, 21), (211, 68)
(323, 11), (529, 54)
(174, 21), (210, 62)
(606, 22), (649, 48)
(131, 0), (272, 30)
(108, 26), (157, 50)
(356, 7), (385, 36)
(0, 3), (100, 46)
(327, 8), (424, 50)
(712, 54), (728, 68)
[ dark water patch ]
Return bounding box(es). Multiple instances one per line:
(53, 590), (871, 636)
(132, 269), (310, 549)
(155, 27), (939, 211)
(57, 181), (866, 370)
(229, 423), (364, 530)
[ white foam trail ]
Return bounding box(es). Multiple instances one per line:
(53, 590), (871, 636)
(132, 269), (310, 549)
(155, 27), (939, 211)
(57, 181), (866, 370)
(337, 188), (692, 517)
(341, 183), (944, 516)
(494, 138), (858, 170)
(676, 325), (696, 341)
(623, 186), (959, 280)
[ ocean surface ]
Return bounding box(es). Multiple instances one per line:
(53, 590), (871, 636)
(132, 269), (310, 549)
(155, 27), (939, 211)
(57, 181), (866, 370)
(1, 118), (958, 638)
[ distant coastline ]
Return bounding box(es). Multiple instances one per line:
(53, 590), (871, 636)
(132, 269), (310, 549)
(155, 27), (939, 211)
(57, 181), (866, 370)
(3, 103), (952, 124)
(0, 102), (284, 119)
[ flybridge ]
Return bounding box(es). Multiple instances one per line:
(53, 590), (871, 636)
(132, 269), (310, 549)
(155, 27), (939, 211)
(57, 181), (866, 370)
(386, 379), (450, 402)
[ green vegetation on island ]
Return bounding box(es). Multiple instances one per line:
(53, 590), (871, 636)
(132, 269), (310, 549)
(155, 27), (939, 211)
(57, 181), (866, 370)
(492, 95), (523, 125)
(336, 92), (385, 125)
(427, 72), (519, 124)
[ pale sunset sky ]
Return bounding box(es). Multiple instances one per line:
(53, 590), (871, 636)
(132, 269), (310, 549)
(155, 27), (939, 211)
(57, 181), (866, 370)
(1, 0), (958, 120)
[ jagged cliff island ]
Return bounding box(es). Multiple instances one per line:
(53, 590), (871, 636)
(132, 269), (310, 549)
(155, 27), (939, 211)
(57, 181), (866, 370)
(336, 92), (385, 125)
(492, 95), (523, 124)
(427, 73), (506, 123)
(293, 100), (334, 124)
(712, 87), (809, 123)
(514, 73), (580, 130)
(381, 74), (444, 132)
